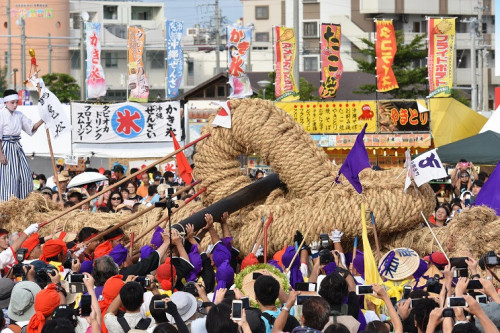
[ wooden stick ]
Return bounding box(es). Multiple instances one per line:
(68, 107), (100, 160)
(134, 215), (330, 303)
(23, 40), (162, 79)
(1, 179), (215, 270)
(250, 216), (266, 253)
(349, 236), (358, 272)
(129, 232), (134, 256)
(84, 180), (201, 245)
(370, 212), (381, 261)
(420, 211), (450, 263)
(263, 214), (274, 263)
(38, 133), (210, 228)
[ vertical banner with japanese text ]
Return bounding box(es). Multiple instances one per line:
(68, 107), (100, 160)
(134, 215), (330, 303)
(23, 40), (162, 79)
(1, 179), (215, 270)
(375, 20), (398, 92)
(166, 20), (184, 99)
(71, 101), (181, 143)
(85, 22), (106, 99)
(319, 24), (343, 99)
(38, 87), (72, 138)
(275, 26), (299, 101)
(128, 27), (150, 102)
(227, 24), (253, 98)
(427, 18), (455, 97)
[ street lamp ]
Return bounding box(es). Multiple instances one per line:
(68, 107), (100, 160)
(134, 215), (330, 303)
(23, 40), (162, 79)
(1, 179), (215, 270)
(12, 68), (18, 91)
(257, 80), (271, 100)
(80, 11), (89, 100)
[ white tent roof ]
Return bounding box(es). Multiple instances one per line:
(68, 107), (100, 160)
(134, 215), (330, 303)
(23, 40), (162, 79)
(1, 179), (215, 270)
(480, 107), (500, 134)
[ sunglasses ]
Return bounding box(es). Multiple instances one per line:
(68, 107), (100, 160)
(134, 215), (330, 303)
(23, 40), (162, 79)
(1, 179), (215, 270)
(111, 197), (121, 200)
(460, 175), (469, 178)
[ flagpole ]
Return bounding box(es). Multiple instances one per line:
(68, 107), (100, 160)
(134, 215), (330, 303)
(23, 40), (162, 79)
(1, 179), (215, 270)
(420, 211), (450, 262)
(370, 211), (381, 261)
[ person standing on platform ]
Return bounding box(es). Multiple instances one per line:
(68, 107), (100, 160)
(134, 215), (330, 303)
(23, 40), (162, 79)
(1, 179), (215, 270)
(0, 89), (44, 202)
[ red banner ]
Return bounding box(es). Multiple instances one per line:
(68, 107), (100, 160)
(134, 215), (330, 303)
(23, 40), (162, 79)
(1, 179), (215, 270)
(375, 20), (398, 92)
(319, 24), (343, 99)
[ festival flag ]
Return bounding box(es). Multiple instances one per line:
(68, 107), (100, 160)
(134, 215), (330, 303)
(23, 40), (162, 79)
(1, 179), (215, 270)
(275, 26), (299, 101)
(37, 86), (72, 139)
(375, 20), (398, 92)
(319, 23), (343, 99)
(166, 20), (184, 99)
(85, 22), (106, 99)
(170, 131), (193, 184)
(128, 27), (149, 102)
(427, 18), (455, 97)
(475, 161), (500, 215)
(409, 149), (447, 187)
(335, 123), (371, 193)
(211, 101), (232, 129)
(227, 23), (253, 98)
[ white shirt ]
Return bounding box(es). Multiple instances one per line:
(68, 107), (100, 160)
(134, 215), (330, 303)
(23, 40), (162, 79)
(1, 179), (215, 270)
(0, 106), (34, 137)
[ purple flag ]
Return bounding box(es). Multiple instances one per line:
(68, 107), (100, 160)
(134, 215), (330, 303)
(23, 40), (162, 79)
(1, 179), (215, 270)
(475, 160), (500, 215)
(335, 123), (371, 193)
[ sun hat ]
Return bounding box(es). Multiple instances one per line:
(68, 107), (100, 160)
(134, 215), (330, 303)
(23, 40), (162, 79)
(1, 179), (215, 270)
(58, 171), (71, 182)
(0, 278), (15, 308)
(378, 248), (421, 281)
(423, 251), (449, 269)
(167, 291), (197, 322)
(7, 281), (42, 322)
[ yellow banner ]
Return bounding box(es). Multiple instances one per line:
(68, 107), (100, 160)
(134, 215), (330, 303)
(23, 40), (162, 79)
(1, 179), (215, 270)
(128, 27), (149, 102)
(427, 18), (455, 97)
(276, 101), (377, 133)
(274, 26), (299, 102)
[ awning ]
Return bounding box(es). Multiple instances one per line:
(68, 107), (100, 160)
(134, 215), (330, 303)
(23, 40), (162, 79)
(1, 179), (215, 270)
(436, 131), (500, 165)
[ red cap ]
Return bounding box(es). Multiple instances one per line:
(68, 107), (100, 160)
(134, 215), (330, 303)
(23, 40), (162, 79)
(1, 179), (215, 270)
(241, 253), (258, 271)
(424, 252), (449, 267)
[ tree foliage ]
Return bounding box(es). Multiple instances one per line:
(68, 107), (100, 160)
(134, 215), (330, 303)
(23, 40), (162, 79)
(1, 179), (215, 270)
(42, 73), (80, 103)
(0, 67), (8, 93)
(353, 31), (428, 99)
(256, 71), (319, 101)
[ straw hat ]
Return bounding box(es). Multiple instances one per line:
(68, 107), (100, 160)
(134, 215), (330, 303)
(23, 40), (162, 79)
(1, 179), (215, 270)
(58, 170), (71, 182)
(378, 248), (421, 281)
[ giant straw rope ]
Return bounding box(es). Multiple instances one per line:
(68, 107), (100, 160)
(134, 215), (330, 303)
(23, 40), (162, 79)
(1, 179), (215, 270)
(1, 98), (499, 262)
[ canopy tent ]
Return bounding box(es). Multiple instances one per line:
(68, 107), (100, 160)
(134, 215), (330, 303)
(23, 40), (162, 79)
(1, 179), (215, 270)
(480, 106), (500, 134)
(429, 98), (488, 147)
(436, 131), (500, 165)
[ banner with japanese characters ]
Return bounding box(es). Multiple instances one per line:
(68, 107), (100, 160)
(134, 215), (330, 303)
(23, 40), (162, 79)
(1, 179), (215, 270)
(227, 23), (253, 98)
(85, 22), (106, 99)
(38, 87), (72, 139)
(166, 20), (184, 99)
(319, 24), (343, 99)
(71, 101), (181, 143)
(375, 20), (398, 92)
(128, 27), (150, 102)
(377, 100), (430, 132)
(274, 26), (299, 101)
(277, 101), (377, 133)
(427, 18), (455, 97)
(409, 149), (448, 186)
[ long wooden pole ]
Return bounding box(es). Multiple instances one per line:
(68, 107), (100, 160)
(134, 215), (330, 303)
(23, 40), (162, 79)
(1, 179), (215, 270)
(84, 180), (201, 245)
(370, 211), (381, 261)
(38, 133), (210, 228)
(263, 213), (273, 263)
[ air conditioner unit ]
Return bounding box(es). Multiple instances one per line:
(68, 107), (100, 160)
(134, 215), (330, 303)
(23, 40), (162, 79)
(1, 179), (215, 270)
(187, 28), (199, 36)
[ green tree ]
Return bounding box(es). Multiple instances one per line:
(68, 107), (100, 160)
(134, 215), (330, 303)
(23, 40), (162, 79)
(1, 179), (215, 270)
(353, 31), (428, 99)
(42, 73), (79, 103)
(0, 67), (8, 93)
(256, 71), (320, 101)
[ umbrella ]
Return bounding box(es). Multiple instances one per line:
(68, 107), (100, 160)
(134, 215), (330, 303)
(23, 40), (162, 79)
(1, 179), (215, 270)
(68, 172), (107, 188)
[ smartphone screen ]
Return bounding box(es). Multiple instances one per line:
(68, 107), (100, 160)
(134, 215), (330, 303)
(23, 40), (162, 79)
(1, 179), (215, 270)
(448, 297), (467, 307)
(403, 286), (411, 299)
(356, 285), (373, 295)
(232, 301), (242, 320)
(390, 297), (397, 307)
(410, 298), (422, 308)
(467, 280), (482, 290)
(154, 300), (165, 309)
(241, 297), (250, 309)
(476, 295), (488, 304)
(70, 274), (84, 283)
(442, 308), (455, 317)
(81, 295), (92, 317)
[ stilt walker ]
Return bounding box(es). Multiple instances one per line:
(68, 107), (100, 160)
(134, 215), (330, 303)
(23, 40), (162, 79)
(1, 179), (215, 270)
(0, 90), (45, 202)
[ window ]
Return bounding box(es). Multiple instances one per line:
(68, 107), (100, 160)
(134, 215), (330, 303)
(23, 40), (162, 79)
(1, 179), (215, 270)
(104, 24), (127, 39)
(103, 5), (118, 20)
(104, 52), (118, 68)
(205, 86), (215, 98)
(304, 56), (318, 71)
(71, 50), (80, 69)
(217, 86), (226, 97)
(303, 22), (318, 37)
(132, 6), (153, 20)
(255, 6), (269, 20)
(149, 51), (165, 69)
(255, 32), (269, 42)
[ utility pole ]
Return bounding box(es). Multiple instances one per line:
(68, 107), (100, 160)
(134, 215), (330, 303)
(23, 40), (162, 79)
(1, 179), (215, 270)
(293, 0), (300, 91)
(80, 18), (86, 100)
(7, 0), (12, 86)
(214, 0), (221, 74)
(470, 18), (477, 111)
(48, 33), (52, 74)
(20, 18), (25, 88)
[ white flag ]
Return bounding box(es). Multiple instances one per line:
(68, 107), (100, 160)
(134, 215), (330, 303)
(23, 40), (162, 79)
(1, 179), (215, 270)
(211, 101), (232, 129)
(37, 87), (72, 139)
(404, 149), (412, 192)
(410, 149), (447, 187)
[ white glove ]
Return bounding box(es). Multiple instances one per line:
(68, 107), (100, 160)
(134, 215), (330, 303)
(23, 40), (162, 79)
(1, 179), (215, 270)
(254, 245), (264, 257)
(23, 223), (39, 236)
(329, 229), (344, 243)
(300, 262), (308, 278)
(309, 241), (320, 254)
(74, 245), (86, 257)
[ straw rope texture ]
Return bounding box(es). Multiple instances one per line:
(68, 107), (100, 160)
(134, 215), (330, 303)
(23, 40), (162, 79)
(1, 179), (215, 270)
(1, 98), (499, 262)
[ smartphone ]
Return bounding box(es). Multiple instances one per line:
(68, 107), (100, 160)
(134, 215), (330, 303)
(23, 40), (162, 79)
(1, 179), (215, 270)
(476, 295), (488, 304)
(241, 296), (250, 309)
(154, 300), (166, 309)
(390, 297), (397, 307)
(136, 276), (151, 287)
(253, 272), (263, 280)
(80, 295), (92, 317)
(296, 295), (320, 305)
(442, 308), (455, 318)
(69, 283), (87, 294)
(69, 274), (84, 283)
(403, 286), (412, 299)
(410, 298), (422, 308)
(295, 282), (317, 292)
(232, 300), (243, 320)
(453, 268), (468, 278)
(356, 285), (373, 295)
(467, 280), (482, 290)
(447, 297), (467, 307)
(450, 257), (468, 269)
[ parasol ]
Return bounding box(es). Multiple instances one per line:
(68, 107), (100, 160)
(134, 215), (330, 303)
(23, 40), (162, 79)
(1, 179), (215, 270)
(67, 172), (107, 188)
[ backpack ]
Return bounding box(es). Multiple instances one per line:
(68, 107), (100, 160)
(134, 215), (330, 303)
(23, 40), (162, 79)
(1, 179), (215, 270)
(261, 310), (300, 332)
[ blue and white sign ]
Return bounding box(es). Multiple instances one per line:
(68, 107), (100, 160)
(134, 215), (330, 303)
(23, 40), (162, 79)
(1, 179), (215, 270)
(166, 20), (184, 98)
(71, 101), (181, 143)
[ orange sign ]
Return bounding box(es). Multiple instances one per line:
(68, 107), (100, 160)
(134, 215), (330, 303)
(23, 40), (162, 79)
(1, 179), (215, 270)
(375, 21), (398, 92)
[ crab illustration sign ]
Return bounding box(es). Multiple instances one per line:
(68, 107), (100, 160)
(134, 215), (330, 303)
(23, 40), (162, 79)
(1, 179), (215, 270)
(71, 101), (181, 143)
